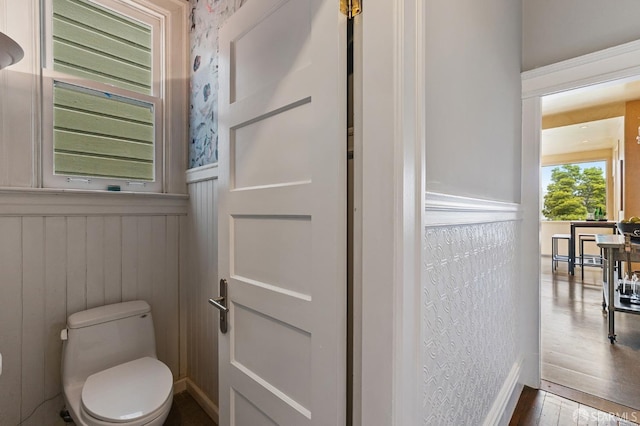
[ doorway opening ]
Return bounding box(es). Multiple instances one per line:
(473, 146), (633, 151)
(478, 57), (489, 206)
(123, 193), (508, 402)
(538, 76), (640, 410)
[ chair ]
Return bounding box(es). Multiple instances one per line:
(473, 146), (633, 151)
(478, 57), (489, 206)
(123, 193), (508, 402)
(551, 234), (571, 272)
(579, 233), (603, 280)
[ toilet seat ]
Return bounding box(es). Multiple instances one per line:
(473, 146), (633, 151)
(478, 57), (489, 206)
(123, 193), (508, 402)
(81, 357), (173, 423)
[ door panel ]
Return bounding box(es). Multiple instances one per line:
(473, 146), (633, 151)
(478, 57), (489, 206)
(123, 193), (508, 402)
(233, 303), (312, 407)
(232, 390), (279, 426)
(233, 102), (312, 189)
(217, 0), (347, 425)
(233, 216), (312, 296)
(231, 0), (312, 102)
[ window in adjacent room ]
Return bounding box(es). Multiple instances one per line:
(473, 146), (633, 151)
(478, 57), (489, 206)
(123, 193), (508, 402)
(541, 160), (607, 221)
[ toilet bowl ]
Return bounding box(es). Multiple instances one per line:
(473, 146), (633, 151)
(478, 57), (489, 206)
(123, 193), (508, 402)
(61, 301), (173, 426)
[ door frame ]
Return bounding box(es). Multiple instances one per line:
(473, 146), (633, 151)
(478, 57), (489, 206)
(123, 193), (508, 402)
(357, 1), (425, 425)
(521, 39), (640, 388)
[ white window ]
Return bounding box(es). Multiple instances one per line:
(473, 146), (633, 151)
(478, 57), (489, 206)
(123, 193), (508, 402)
(42, 0), (165, 192)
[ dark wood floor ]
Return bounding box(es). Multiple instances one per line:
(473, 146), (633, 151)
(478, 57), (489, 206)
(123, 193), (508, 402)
(540, 256), (640, 411)
(165, 391), (216, 426)
(510, 384), (639, 425)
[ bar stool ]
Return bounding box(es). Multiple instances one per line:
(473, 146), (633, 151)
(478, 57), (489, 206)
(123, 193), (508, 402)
(579, 233), (604, 280)
(551, 234), (571, 272)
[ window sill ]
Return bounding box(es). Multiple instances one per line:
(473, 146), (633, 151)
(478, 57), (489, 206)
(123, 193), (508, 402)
(0, 187), (188, 216)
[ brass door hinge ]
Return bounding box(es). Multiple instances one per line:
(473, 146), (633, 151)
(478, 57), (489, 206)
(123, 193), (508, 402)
(340, 0), (361, 19)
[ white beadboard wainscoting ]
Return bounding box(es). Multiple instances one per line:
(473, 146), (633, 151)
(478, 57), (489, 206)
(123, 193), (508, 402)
(423, 193), (524, 425)
(185, 164), (220, 422)
(0, 190), (188, 426)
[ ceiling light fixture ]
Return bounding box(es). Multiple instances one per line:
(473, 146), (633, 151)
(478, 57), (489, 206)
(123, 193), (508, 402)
(0, 32), (24, 70)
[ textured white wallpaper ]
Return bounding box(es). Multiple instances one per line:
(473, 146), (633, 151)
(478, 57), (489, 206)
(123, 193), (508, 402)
(422, 221), (519, 425)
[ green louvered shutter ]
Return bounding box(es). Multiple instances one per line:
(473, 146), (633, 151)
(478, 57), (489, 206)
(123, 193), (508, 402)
(52, 0), (155, 181)
(53, 0), (152, 94)
(53, 83), (154, 180)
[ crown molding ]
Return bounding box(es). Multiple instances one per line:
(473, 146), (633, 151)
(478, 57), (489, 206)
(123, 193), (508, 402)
(522, 39), (640, 99)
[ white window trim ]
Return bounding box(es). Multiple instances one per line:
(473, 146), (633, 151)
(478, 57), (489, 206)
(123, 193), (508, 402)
(40, 0), (179, 193)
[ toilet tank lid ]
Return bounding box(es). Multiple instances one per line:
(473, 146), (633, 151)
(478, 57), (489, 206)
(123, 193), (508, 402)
(67, 301), (151, 329)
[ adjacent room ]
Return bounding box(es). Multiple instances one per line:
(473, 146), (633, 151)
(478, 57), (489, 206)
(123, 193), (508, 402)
(540, 77), (640, 411)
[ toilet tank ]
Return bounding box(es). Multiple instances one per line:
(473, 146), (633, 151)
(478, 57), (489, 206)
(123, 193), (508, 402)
(62, 300), (157, 387)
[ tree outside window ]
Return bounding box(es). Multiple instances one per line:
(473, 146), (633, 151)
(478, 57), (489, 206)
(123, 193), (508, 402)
(542, 162), (607, 221)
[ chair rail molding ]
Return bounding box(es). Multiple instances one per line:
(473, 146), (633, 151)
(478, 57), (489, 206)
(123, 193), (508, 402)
(186, 163), (219, 184)
(0, 188), (188, 216)
(426, 192), (522, 226)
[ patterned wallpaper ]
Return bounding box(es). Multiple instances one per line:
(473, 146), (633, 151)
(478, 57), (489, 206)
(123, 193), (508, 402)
(189, 0), (247, 168)
(422, 221), (519, 425)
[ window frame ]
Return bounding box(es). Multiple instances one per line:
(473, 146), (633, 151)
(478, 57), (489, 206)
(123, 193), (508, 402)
(41, 0), (166, 192)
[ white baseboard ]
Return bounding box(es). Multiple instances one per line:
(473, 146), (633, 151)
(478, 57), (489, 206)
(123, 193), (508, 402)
(186, 378), (219, 424)
(173, 378), (187, 394)
(483, 357), (524, 426)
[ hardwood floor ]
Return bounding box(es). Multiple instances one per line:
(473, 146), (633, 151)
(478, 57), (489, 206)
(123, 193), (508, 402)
(510, 385), (639, 425)
(541, 256), (640, 411)
(165, 391), (216, 425)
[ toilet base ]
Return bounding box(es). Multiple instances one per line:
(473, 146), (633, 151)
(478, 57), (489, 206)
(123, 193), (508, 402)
(60, 409), (73, 423)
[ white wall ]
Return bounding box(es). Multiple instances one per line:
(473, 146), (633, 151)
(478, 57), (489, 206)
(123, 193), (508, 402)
(185, 165), (220, 421)
(0, 0), (39, 187)
(185, 0), (245, 419)
(523, 0), (640, 71)
(424, 0), (522, 203)
(420, 0), (524, 423)
(0, 191), (188, 426)
(423, 201), (521, 424)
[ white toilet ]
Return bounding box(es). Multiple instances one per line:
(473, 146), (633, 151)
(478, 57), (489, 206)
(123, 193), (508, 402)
(61, 300), (173, 426)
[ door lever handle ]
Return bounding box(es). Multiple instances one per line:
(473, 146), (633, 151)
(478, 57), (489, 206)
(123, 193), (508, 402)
(208, 297), (229, 313)
(208, 279), (228, 333)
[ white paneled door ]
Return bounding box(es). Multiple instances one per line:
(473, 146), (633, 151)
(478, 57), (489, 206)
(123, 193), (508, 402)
(216, 0), (347, 425)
